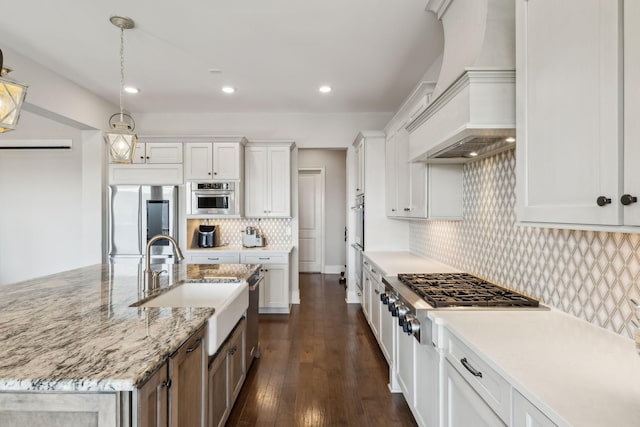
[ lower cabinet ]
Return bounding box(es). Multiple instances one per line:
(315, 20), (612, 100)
(169, 325), (207, 427)
(240, 253), (291, 314)
(208, 319), (246, 427)
(442, 361), (506, 427)
(138, 363), (170, 427)
(396, 325), (415, 407)
(512, 390), (557, 427)
(414, 341), (439, 427)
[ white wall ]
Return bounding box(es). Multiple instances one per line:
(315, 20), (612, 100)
(298, 149), (347, 272)
(0, 111), (104, 285)
(136, 112), (392, 148)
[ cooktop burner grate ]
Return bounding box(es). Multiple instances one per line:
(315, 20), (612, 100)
(397, 273), (539, 308)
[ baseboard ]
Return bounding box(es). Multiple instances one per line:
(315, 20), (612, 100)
(324, 264), (344, 274)
(345, 288), (361, 304)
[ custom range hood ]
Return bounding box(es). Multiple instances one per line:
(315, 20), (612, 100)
(407, 0), (516, 163)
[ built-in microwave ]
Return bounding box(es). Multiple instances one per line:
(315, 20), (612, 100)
(187, 182), (239, 216)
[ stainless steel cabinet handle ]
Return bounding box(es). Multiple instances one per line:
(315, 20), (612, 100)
(186, 338), (202, 353)
(162, 379), (172, 388)
(208, 257), (219, 261)
(460, 357), (483, 378)
(259, 257), (271, 260)
(371, 269), (377, 274)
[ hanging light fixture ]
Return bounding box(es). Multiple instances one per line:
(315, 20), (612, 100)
(0, 49), (28, 133)
(104, 16), (138, 163)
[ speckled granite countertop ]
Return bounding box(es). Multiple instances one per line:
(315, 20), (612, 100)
(0, 263), (259, 393)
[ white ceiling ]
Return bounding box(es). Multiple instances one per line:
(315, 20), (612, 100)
(0, 0), (443, 115)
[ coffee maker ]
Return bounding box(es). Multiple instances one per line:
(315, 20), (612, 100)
(198, 225), (221, 248)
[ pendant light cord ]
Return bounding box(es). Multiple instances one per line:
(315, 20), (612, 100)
(119, 27), (125, 118)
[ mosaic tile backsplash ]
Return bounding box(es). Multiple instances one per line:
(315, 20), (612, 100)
(409, 149), (640, 339)
(187, 218), (292, 248)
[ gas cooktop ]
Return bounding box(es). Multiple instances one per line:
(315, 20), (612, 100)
(397, 273), (539, 308)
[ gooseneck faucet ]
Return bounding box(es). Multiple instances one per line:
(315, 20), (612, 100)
(144, 234), (185, 294)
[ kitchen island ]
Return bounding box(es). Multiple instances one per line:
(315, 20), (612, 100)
(0, 262), (259, 426)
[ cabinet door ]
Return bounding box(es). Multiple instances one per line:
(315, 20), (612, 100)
(227, 321), (246, 403)
(623, 1), (640, 225)
(355, 141), (364, 194)
(261, 264), (288, 309)
(184, 142), (213, 180)
(408, 162), (426, 218)
(146, 143), (183, 164)
(213, 142), (241, 180)
(396, 129), (412, 216)
(516, 0), (622, 226)
(245, 146), (268, 217)
(442, 361), (506, 427)
(132, 142), (147, 164)
(362, 269), (371, 321)
(169, 326), (206, 427)
(267, 146), (291, 217)
(207, 345), (229, 427)
(385, 133), (399, 216)
(396, 327), (414, 407)
(512, 390), (557, 427)
(138, 362), (169, 427)
(414, 342), (439, 427)
(379, 301), (394, 364)
(369, 277), (382, 339)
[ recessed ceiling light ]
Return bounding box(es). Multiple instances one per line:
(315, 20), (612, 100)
(222, 86), (235, 94)
(319, 85), (332, 94)
(505, 137), (516, 143)
(468, 152), (479, 157)
(208, 68), (222, 74)
(123, 86), (139, 94)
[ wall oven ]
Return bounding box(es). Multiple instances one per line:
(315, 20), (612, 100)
(187, 182), (239, 216)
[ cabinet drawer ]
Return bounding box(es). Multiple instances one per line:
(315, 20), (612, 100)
(240, 254), (288, 264)
(188, 253), (240, 264)
(443, 329), (511, 424)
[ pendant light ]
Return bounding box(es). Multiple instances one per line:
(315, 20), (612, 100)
(0, 49), (28, 133)
(104, 16), (138, 163)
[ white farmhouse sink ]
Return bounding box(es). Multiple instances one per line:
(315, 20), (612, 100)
(140, 281), (249, 355)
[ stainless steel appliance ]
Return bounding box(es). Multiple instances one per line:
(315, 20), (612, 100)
(187, 181), (239, 216)
(246, 269), (263, 369)
(108, 185), (179, 264)
(242, 226), (265, 248)
(381, 273), (542, 344)
(198, 224), (221, 248)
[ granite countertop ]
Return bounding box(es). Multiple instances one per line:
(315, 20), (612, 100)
(0, 263), (259, 393)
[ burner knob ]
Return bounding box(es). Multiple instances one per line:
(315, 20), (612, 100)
(403, 315), (420, 335)
(397, 304), (409, 326)
(387, 295), (398, 312)
(380, 292), (389, 304)
(390, 302), (399, 317)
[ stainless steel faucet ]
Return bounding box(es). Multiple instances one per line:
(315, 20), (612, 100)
(144, 234), (185, 294)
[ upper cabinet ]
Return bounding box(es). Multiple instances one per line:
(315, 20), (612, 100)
(184, 138), (245, 181)
(244, 141), (293, 218)
(516, 0), (626, 227)
(354, 139), (365, 195)
(109, 141), (183, 164)
(385, 82), (463, 220)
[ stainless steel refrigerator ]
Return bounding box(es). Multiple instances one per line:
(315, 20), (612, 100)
(108, 185), (179, 264)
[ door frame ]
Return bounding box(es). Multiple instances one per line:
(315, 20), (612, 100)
(298, 167), (325, 273)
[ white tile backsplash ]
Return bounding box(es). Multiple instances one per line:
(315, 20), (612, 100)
(409, 149), (640, 338)
(188, 218), (292, 247)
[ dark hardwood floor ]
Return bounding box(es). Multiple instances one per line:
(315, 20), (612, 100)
(226, 273), (417, 427)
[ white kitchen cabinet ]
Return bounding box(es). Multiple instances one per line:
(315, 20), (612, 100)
(414, 339), (439, 427)
(241, 252), (290, 313)
(516, 0), (623, 226)
(108, 164), (183, 185)
(186, 253), (241, 264)
(244, 142), (292, 218)
(512, 390), (557, 427)
(369, 272), (381, 341)
(361, 265), (372, 323)
(184, 140), (244, 181)
(378, 289), (394, 365)
(386, 127), (463, 219)
(623, 1), (640, 226)
(121, 142), (183, 164)
(442, 361), (506, 427)
(396, 325), (415, 407)
(355, 139), (365, 195)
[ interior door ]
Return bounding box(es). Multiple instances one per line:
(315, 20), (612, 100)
(298, 170), (323, 272)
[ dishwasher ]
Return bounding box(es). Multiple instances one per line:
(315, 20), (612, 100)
(246, 269), (263, 370)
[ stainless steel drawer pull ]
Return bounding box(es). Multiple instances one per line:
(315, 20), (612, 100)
(208, 257), (219, 261)
(258, 257), (271, 260)
(186, 338), (202, 353)
(460, 357), (482, 378)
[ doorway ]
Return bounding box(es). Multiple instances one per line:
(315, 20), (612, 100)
(298, 168), (325, 273)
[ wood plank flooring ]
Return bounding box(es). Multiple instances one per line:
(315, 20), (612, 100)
(227, 273), (417, 427)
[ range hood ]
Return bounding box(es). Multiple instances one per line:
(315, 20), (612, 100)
(407, 0), (516, 163)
